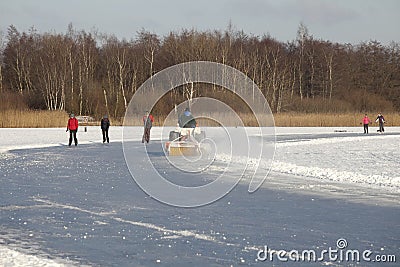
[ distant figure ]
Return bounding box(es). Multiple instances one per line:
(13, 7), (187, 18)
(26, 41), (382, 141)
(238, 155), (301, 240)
(101, 115), (110, 143)
(376, 113), (385, 133)
(179, 107), (196, 128)
(66, 113), (79, 146)
(142, 111), (154, 143)
(362, 114), (371, 134)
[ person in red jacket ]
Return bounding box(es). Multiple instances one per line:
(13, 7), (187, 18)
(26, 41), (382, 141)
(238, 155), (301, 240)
(66, 113), (79, 146)
(142, 111), (154, 143)
(362, 114), (371, 134)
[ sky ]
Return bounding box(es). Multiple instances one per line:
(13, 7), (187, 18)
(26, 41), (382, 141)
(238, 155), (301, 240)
(0, 0), (399, 45)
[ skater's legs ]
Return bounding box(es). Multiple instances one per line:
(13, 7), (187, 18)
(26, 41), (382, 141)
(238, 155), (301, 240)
(146, 128), (150, 143)
(72, 130), (78, 145)
(364, 124), (368, 134)
(143, 128), (150, 143)
(379, 122), (384, 133)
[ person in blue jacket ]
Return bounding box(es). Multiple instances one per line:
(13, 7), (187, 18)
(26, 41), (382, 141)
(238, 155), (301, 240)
(178, 107), (196, 128)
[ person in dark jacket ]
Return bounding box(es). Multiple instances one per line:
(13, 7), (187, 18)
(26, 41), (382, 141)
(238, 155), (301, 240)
(375, 113), (385, 133)
(178, 108), (196, 128)
(66, 113), (79, 146)
(142, 111), (154, 143)
(101, 115), (110, 143)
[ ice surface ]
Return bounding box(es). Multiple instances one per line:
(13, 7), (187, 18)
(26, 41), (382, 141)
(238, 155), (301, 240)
(0, 126), (399, 266)
(2, 126), (399, 192)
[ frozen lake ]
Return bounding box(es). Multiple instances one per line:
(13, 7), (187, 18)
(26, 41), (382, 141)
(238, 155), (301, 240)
(0, 127), (399, 266)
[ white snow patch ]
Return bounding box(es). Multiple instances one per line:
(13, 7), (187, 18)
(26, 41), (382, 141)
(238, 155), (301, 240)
(215, 128), (400, 193)
(0, 245), (79, 267)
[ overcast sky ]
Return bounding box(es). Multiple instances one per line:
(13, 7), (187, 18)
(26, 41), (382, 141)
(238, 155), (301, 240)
(0, 0), (399, 44)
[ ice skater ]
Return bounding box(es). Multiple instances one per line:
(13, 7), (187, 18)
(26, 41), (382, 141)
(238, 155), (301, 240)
(362, 114), (371, 134)
(66, 113), (79, 146)
(101, 115), (110, 143)
(376, 113), (385, 133)
(142, 111), (154, 143)
(179, 107), (196, 128)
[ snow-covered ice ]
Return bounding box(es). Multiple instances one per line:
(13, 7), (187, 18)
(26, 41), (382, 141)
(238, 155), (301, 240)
(0, 126), (399, 266)
(2, 126), (399, 192)
(216, 127), (400, 193)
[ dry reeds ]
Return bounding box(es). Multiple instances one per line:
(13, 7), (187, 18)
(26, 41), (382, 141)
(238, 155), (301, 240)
(273, 113), (400, 127)
(155, 112), (400, 127)
(0, 110), (399, 128)
(0, 110), (69, 128)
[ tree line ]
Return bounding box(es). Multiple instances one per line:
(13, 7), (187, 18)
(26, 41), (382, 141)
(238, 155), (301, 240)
(0, 23), (399, 119)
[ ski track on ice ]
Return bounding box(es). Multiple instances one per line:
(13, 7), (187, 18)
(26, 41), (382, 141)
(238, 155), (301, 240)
(30, 197), (304, 264)
(1, 199), (316, 266)
(32, 197), (241, 248)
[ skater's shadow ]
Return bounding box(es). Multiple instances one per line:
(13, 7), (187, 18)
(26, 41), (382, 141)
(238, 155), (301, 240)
(143, 141), (168, 158)
(146, 151), (166, 157)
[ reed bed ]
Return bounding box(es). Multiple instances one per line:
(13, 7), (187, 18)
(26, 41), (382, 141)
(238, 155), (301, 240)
(273, 113), (400, 127)
(0, 110), (69, 128)
(0, 110), (399, 128)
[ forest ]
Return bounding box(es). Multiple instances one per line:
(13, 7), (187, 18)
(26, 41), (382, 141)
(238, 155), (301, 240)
(0, 23), (399, 124)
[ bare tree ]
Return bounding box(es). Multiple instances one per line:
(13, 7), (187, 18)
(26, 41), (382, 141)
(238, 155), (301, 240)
(0, 30), (5, 93)
(1, 24), (400, 116)
(296, 22), (309, 100)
